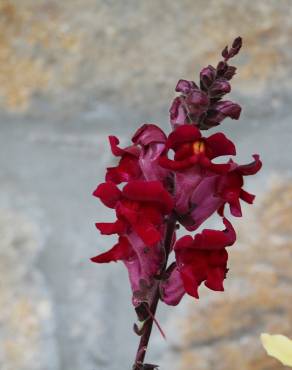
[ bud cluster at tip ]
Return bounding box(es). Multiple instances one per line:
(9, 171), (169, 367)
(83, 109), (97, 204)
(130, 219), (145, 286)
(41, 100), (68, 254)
(170, 37), (242, 130)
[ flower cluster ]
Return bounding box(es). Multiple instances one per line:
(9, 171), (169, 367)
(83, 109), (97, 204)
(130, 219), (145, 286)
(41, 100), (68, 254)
(91, 37), (262, 311)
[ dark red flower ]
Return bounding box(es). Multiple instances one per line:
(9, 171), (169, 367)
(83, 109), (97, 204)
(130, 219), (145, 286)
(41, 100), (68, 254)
(91, 180), (174, 302)
(93, 180), (173, 245)
(159, 124), (235, 171)
(160, 218), (236, 305)
(159, 125), (262, 231)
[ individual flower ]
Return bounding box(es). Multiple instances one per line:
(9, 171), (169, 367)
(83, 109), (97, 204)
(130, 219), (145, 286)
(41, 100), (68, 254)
(106, 124), (170, 186)
(159, 124), (262, 231)
(261, 333), (292, 367)
(160, 218), (236, 305)
(91, 180), (174, 302)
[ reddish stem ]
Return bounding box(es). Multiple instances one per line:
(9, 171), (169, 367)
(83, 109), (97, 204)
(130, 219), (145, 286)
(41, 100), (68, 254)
(132, 216), (177, 369)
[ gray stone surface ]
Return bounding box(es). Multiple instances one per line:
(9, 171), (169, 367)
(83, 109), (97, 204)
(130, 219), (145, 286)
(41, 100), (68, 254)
(0, 1), (292, 369)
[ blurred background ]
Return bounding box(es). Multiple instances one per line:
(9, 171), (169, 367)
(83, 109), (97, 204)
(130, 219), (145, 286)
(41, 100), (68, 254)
(0, 0), (292, 369)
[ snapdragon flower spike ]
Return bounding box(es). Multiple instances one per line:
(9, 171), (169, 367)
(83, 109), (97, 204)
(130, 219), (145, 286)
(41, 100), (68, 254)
(169, 37), (242, 130)
(91, 180), (174, 301)
(160, 218), (236, 305)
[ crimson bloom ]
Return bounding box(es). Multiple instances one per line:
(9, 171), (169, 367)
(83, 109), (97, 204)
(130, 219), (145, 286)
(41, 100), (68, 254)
(106, 124), (169, 185)
(160, 218), (236, 305)
(91, 180), (174, 302)
(159, 124), (262, 231)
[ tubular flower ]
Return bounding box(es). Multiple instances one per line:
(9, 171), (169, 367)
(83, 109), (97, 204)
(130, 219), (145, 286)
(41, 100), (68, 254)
(91, 180), (174, 303)
(160, 218), (236, 305)
(159, 124), (262, 230)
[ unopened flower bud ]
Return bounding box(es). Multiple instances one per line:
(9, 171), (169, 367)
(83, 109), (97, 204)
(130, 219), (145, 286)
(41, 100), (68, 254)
(175, 79), (197, 94)
(200, 65), (216, 90)
(209, 78), (231, 98)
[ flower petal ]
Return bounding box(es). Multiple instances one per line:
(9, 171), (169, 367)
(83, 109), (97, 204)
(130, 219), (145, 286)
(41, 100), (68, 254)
(106, 155), (141, 184)
(261, 333), (292, 367)
(206, 132), (236, 159)
(132, 124), (167, 146)
(166, 125), (201, 149)
(122, 181), (173, 214)
(160, 265), (185, 306)
(191, 218), (236, 250)
(91, 236), (133, 263)
(109, 136), (139, 157)
(237, 154), (262, 175)
(93, 182), (121, 208)
(95, 220), (126, 235)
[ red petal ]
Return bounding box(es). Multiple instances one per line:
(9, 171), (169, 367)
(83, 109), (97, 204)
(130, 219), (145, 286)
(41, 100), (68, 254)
(240, 189), (255, 204)
(95, 220), (126, 235)
(237, 154), (262, 175)
(180, 266), (199, 298)
(91, 236), (132, 263)
(229, 197), (242, 217)
(132, 124), (167, 145)
(108, 136), (125, 156)
(122, 181), (173, 214)
(159, 155), (198, 171)
(166, 125), (201, 149)
(206, 132), (236, 159)
(93, 182), (121, 208)
(108, 136), (140, 157)
(174, 235), (194, 251)
(132, 221), (162, 246)
(192, 218), (236, 250)
(205, 262), (227, 291)
(106, 156), (141, 184)
(175, 218), (236, 252)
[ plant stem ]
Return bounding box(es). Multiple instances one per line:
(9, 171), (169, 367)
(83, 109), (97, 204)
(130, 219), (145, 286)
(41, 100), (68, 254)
(133, 216), (177, 369)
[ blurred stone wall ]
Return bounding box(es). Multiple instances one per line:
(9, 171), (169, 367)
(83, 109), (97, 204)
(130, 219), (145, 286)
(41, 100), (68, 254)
(1, 0), (292, 115)
(0, 1), (292, 370)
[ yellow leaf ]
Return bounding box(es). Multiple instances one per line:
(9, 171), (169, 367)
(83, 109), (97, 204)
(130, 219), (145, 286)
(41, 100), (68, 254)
(261, 333), (292, 367)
